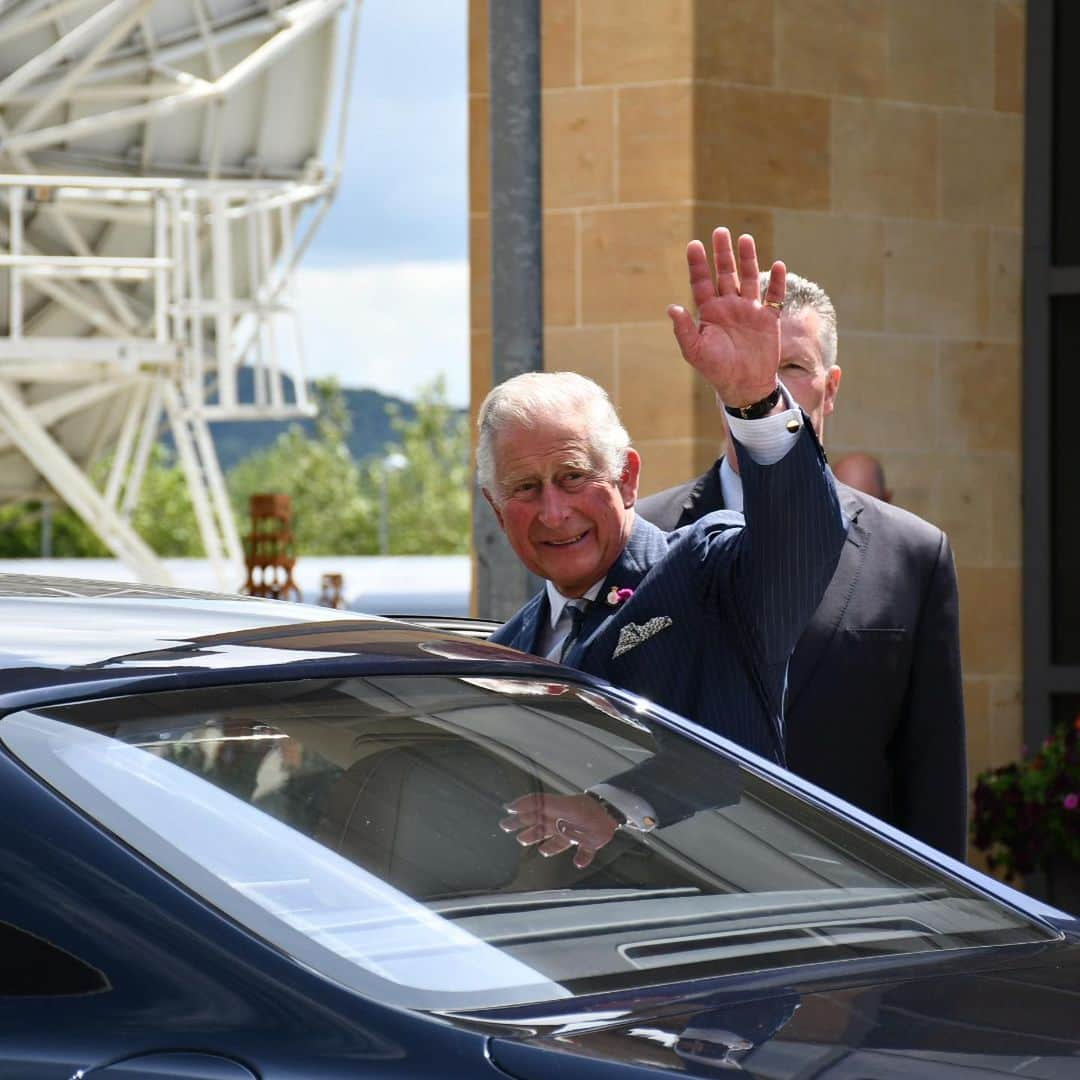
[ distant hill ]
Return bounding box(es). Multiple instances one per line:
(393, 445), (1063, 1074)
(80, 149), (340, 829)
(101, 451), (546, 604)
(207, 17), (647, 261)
(167, 369), (420, 471)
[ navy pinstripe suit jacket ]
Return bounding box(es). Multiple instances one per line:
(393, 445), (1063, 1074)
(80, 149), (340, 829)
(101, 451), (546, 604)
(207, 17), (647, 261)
(490, 424), (846, 768)
(638, 467), (967, 857)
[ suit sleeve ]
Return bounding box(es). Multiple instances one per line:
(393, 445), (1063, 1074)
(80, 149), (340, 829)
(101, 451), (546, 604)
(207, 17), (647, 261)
(597, 740), (742, 825)
(891, 533), (968, 860)
(726, 427), (847, 717)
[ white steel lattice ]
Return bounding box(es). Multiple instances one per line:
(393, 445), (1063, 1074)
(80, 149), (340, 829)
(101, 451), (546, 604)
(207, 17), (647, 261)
(0, 0), (360, 588)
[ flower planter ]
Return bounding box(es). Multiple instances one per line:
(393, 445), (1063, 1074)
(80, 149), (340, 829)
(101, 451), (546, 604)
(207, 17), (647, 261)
(971, 716), (1080, 889)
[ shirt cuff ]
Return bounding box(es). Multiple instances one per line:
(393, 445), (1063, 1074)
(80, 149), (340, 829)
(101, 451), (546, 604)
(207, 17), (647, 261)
(722, 381), (803, 465)
(588, 783), (658, 832)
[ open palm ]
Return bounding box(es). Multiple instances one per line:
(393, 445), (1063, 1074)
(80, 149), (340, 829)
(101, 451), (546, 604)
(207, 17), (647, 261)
(668, 228), (785, 407)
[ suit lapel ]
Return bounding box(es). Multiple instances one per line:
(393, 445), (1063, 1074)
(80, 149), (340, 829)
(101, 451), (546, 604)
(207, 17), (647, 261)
(785, 484), (866, 711)
(678, 465), (725, 526)
(568, 517), (669, 663)
(516, 593), (549, 655)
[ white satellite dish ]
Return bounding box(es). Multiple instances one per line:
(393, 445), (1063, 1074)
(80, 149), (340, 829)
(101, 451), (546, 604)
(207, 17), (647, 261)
(0, 0), (360, 587)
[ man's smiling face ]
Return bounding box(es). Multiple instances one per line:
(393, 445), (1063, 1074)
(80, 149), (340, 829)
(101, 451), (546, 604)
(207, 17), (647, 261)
(484, 417), (640, 598)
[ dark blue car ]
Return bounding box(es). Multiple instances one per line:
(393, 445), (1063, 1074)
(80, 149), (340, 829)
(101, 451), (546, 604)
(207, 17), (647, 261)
(0, 574), (1077, 1079)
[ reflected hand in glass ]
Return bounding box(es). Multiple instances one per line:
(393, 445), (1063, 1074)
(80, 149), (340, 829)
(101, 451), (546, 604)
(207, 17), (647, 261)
(500, 792), (619, 869)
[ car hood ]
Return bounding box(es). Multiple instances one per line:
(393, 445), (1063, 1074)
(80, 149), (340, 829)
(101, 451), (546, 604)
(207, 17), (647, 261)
(485, 941), (1080, 1078)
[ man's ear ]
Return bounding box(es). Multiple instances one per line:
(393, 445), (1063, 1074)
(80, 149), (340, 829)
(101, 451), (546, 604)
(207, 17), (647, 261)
(482, 488), (505, 530)
(823, 365), (842, 416)
(618, 449), (642, 508)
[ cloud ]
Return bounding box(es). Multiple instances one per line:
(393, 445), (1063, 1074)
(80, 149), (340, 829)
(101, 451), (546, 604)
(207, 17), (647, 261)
(296, 4), (470, 405)
(293, 260), (469, 406)
(314, 0), (467, 263)
(318, 93), (467, 262)
(348, 0), (466, 107)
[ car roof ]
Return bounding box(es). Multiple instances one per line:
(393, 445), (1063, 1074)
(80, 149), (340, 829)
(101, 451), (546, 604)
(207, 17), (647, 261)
(0, 573), (560, 708)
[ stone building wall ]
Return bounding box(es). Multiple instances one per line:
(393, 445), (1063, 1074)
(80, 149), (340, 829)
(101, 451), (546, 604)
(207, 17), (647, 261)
(469, 0), (1026, 816)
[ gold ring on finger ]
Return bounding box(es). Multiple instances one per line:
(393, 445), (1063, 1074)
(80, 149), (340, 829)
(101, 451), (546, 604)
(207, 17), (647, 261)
(763, 299), (783, 310)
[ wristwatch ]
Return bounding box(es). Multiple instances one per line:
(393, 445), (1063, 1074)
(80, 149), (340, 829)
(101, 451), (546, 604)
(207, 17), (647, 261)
(724, 383), (782, 420)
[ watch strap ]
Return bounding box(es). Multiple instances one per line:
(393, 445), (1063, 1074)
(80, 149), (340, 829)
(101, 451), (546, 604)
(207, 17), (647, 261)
(724, 383), (782, 421)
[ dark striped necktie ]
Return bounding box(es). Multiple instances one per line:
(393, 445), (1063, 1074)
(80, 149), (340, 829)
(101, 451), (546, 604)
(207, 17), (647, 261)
(559, 599), (592, 663)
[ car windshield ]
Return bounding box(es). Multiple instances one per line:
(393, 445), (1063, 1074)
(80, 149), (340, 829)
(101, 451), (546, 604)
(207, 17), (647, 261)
(1, 675), (1054, 1011)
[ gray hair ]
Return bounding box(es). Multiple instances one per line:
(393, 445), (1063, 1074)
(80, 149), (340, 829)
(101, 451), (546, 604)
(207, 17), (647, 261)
(476, 371), (631, 501)
(759, 270), (838, 369)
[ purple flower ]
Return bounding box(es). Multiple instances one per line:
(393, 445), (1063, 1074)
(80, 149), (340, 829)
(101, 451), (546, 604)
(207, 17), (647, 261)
(606, 586), (634, 607)
(1064, 793), (1079, 811)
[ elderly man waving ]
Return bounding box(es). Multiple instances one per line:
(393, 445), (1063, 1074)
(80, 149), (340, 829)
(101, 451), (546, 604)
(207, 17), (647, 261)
(480, 229), (845, 861)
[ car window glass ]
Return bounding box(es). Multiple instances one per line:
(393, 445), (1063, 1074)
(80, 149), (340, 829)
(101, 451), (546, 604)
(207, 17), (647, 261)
(1, 677), (1055, 1011)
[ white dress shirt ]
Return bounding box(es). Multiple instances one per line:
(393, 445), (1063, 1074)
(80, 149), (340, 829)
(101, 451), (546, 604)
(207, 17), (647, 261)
(537, 580), (605, 661)
(721, 450), (850, 529)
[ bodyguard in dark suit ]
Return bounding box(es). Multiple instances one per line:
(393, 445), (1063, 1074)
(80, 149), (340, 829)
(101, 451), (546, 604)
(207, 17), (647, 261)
(637, 272), (968, 860)
(483, 229), (846, 867)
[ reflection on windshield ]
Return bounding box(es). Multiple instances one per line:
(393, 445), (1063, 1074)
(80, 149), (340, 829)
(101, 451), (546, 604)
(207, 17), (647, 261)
(2, 675), (1054, 1011)
(2, 713), (563, 1004)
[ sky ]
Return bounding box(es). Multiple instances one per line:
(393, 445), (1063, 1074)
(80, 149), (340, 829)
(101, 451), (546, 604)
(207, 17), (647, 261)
(295, 1), (469, 406)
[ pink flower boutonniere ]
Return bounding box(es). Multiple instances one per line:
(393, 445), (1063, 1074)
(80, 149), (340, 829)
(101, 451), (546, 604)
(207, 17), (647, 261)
(606, 586), (634, 607)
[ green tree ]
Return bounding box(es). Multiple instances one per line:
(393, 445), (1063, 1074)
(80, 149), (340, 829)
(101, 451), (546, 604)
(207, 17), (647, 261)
(379, 375), (471, 554)
(228, 378), (378, 554)
(0, 501), (48, 557)
(125, 444), (204, 556)
(0, 498), (109, 557)
(0, 377), (471, 561)
(0, 444), (201, 557)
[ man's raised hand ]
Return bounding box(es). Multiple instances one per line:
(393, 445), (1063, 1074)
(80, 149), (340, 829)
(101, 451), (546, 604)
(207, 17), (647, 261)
(667, 228), (785, 409)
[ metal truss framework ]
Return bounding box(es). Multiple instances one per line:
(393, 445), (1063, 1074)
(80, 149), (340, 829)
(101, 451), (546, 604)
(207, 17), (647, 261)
(0, 0), (359, 587)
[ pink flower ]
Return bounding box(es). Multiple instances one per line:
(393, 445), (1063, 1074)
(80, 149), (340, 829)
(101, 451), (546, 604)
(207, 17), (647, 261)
(606, 586), (635, 606)
(1064, 793), (1079, 811)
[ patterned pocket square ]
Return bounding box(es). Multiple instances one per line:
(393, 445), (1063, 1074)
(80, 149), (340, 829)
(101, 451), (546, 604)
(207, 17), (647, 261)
(612, 616), (673, 659)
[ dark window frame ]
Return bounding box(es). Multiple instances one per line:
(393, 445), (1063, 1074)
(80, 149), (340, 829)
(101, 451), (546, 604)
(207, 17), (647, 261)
(1023, 3), (1080, 749)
